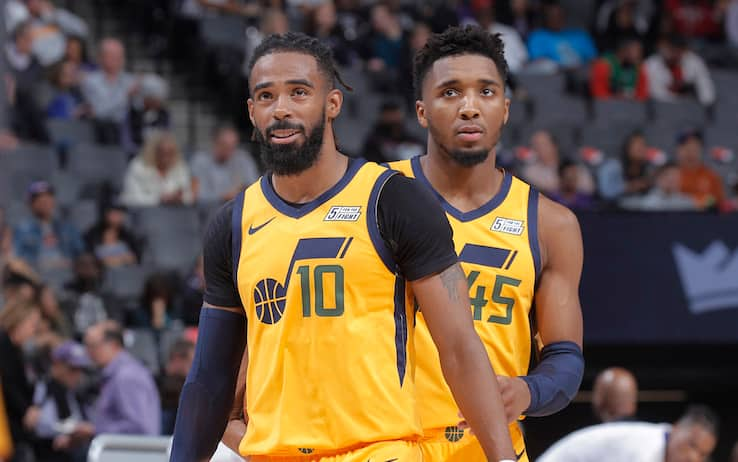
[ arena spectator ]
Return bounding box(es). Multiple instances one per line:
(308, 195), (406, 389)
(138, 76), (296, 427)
(595, 0), (653, 53)
(19, 0), (88, 67)
(496, 0), (538, 41)
(46, 60), (87, 119)
(549, 160), (595, 210)
(399, 21), (432, 109)
(32, 341), (93, 462)
(0, 299), (41, 462)
(128, 73), (170, 150)
(527, 1), (597, 69)
(621, 131), (654, 195)
(675, 129), (724, 209)
(644, 35), (715, 106)
(304, 1), (355, 67)
(521, 129), (595, 195)
(179, 256), (204, 327)
(190, 125), (259, 205)
(473, 3), (528, 74)
(132, 273), (176, 331)
(3, 21), (43, 88)
(84, 321), (161, 436)
(83, 204), (140, 269)
(665, 0), (725, 41)
(362, 101), (424, 163)
(63, 35), (95, 73)
(158, 338), (194, 435)
(363, 3), (408, 92)
(621, 163), (697, 211)
(244, 9), (290, 78)
(64, 253), (107, 336)
(13, 181), (84, 273)
(592, 367), (638, 423)
(538, 405), (718, 462)
(120, 131), (196, 207)
(37, 285), (72, 340)
(590, 35), (648, 100)
(728, 0), (738, 48)
(1, 259), (39, 308)
(81, 38), (138, 144)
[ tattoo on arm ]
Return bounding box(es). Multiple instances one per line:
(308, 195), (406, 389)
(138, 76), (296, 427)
(439, 263), (465, 302)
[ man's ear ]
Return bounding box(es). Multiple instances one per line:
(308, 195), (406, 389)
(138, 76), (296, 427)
(326, 89), (343, 120)
(416, 100), (428, 129)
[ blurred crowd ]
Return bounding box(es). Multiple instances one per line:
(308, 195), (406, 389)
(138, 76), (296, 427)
(1, 0), (738, 461)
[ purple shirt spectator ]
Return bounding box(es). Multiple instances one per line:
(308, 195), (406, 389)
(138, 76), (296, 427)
(91, 350), (161, 435)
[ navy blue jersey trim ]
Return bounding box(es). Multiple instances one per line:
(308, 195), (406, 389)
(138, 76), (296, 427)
(394, 276), (408, 386)
(410, 155), (512, 222)
(367, 169), (400, 273)
(260, 157), (366, 219)
(231, 190), (245, 289)
(527, 187), (542, 283)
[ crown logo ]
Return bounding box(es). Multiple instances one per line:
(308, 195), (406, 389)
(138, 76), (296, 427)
(672, 241), (738, 315)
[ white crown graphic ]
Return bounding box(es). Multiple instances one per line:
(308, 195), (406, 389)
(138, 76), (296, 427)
(672, 241), (738, 315)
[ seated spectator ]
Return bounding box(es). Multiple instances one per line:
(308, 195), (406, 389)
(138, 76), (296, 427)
(305, 1), (355, 67)
(362, 3), (408, 92)
(496, 0), (538, 41)
(538, 405), (718, 462)
(595, 0), (652, 52)
(64, 253), (107, 336)
(21, 0), (89, 66)
(158, 338), (194, 435)
(527, 1), (597, 69)
(621, 131), (653, 194)
(83, 321), (161, 436)
(37, 284), (72, 341)
(1, 258), (40, 307)
(620, 163), (697, 211)
(128, 73), (171, 150)
(473, 3), (529, 74)
(81, 38), (139, 145)
(180, 256), (204, 327)
(362, 102), (424, 163)
(120, 131), (196, 207)
(0, 299), (42, 461)
(13, 181), (84, 273)
(399, 22), (431, 110)
(32, 341), (94, 462)
(244, 9), (290, 78)
(592, 367), (638, 423)
(191, 125), (259, 204)
(63, 35), (95, 74)
(132, 273), (176, 331)
(665, 0), (724, 41)
(675, 129), (724, 209)
(521, 129), (595, 195)
(590, 35), (648, 101)
(549, 160), (595, 210)
(3, 21), (43, 88)
(84, 204), (140, 269)
(644, 35), (715, 106)
(46, 60), (87, 119)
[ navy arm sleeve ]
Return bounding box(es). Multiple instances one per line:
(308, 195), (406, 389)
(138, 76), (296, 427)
(377, 174), (458, 281)
(202, 200), (242, 307)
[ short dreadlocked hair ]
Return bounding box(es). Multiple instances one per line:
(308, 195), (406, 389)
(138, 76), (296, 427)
(413, 25), (508, 100)
(247, 32), (351, 91)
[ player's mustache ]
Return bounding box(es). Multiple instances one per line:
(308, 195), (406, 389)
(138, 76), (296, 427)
(266, 121), (305, 137)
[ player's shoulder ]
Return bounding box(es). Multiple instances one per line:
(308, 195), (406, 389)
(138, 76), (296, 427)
(537, 192), (581, 235)
(204, 197), (239, 241)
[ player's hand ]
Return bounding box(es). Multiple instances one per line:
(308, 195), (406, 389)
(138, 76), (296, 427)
(53, 434), (71, 451)
(496, 375), (531, 424)
(23, 406), (40, 430)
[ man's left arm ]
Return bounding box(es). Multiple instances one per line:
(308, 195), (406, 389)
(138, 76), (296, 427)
(496, 195), (584, 421)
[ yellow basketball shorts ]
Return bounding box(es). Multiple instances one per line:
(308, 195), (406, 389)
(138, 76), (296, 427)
(250, 440), (421, 462)
(418, 425), (528, 462)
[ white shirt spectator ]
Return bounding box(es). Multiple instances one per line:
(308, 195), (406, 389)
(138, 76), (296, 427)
(539, 422), (671, 462)
(190, 149), (259, 203)
(81, 71), (136, 123)
(489, 22), (528, 73)
(644, 51), (716, 106)
(121, 157), (194, 207)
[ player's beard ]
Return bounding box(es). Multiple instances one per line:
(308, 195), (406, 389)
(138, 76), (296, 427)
(429, 119), (504, 167)
(255, 112), (326, 176)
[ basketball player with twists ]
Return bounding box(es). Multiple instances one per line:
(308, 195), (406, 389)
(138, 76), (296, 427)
(390, 26), (585, 461)
(169, 32), (517, 462)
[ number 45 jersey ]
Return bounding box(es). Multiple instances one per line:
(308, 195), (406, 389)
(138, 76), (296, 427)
(390, 157), (539, 450)
(233, 159), (421, 457)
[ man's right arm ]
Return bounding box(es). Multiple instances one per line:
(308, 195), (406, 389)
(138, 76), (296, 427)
(221, 345), (249, 454)
(170, 200), (246, 462)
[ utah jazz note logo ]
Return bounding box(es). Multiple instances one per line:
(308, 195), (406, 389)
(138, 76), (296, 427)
(253, 237), (353, 324)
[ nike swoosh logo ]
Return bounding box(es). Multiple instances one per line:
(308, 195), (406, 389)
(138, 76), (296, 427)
(248, 217), (276, 235)
(516, 448), (526, 460)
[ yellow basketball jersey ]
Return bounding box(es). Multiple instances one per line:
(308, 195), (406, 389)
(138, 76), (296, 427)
(233, 159), (421, 457)
(390, 157), (539, 449)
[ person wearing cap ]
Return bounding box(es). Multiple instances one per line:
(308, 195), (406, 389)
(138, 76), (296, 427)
(12, 181), (84, 272)
(675, 129), (725, 210)
(32, 341), (93, 462)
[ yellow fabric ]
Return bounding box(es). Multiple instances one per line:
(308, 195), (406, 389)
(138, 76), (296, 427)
(251, 440), (421, 462)
(390, 158), (538, 459)
(418, 425), (528, 462)
(0, 382), (13, 460)
(236, 161), (420, 457)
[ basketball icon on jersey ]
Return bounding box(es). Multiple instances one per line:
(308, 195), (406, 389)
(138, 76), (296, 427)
(252, 236), (354, 324)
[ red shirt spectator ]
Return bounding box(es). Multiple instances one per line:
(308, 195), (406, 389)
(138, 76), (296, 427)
(666, 0), (724, 39)
(590, 36), (648, 100)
